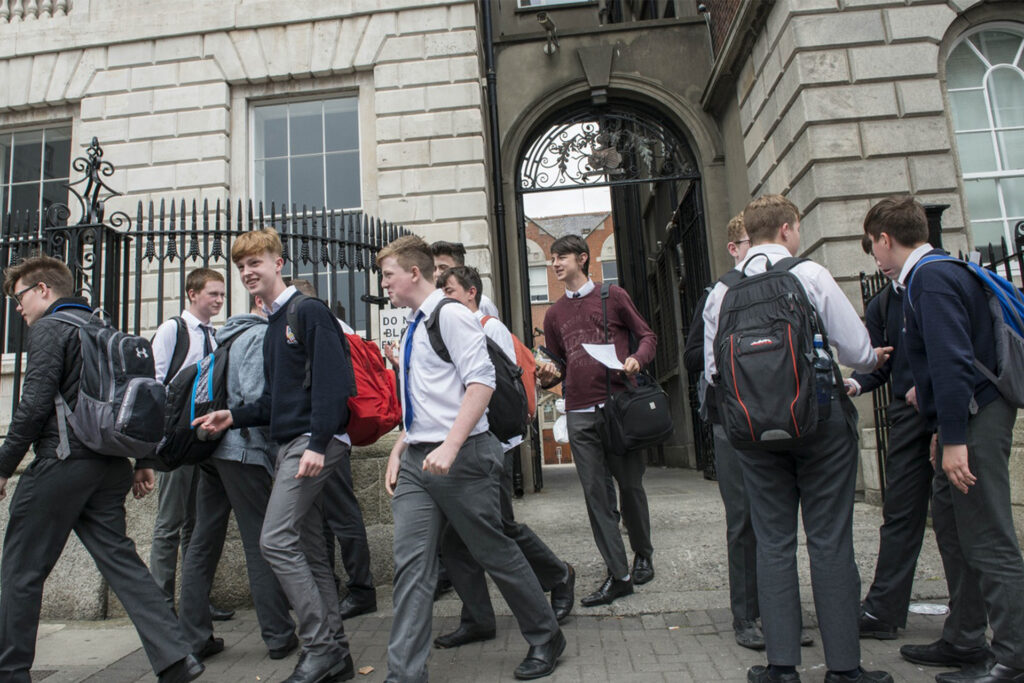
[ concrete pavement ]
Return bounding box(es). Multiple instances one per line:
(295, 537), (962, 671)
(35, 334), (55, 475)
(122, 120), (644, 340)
(28, 465), (957, 682)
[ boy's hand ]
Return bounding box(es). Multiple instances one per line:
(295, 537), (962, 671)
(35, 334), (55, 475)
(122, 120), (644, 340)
(132, 468), (155, 499)
(622, 357), (640, 376)
(536, 361), (562, 384)
(296, 449), (325, 478)
(943, 444), (975, 494)
(423, 442), (458, 475)
(0, 476), (7, 501)
(193, 410), (233, 434)
(872, 346), (893, 370)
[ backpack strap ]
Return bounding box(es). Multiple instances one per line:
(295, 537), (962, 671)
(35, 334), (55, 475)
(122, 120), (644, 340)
(286, 293), (354, 392)
(877, 285), (893, 347)
(424, 298), (459, 364)
(47, 311), (90, 460)
(601, 283), (613, 397)
(164, 316), (190, 385)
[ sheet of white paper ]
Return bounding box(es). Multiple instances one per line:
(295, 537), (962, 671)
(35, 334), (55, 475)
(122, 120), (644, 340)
(582, 343), (624, 370)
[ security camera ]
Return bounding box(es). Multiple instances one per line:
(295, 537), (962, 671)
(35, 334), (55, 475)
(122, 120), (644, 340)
(537, 12), (555, 32)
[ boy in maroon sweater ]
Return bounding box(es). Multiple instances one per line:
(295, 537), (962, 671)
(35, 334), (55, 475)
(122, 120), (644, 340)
(536, 235), (657, 606)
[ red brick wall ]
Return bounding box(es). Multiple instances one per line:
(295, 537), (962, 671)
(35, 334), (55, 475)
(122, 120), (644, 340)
(524, 213), (615, 464)
(698, 0), (742, 57)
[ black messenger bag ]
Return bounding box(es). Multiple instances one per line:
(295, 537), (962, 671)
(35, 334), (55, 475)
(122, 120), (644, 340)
(596, 283), (673, 453)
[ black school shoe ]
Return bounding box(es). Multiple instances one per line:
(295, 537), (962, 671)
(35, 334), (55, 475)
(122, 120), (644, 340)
(901, 639), (995, 668)
(580, 575), (633, 607)
(936, 662), (1024, 683)
(550, 563), (575, 623)
(858, 610), (898, 640)
(158, 654), (205, 683)
(632, 554), (655, 585)
(513, 629), (566, 680)
(747, 665), (801, 682)
(823, 668), (894, 682)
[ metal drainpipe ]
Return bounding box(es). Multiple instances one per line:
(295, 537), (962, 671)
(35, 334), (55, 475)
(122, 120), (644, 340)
(480, 0), (511, 321)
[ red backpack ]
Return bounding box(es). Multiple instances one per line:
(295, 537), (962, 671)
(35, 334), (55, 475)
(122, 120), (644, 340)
(287, 295), (401, 446)
(481, 316), (537, 419)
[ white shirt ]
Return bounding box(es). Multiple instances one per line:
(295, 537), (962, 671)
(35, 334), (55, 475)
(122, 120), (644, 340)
(702, 244), (876, 383)
(268, 285), (351, 446)
(402, 289), (496, 445)
(477, 309), (524, 451)
(152, 310), (217, 384)
(479, 293), (500, 319)
(897, 243), (936, 288)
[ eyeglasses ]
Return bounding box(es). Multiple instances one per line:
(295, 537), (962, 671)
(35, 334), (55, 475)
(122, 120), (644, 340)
(12, 282), (40, 305)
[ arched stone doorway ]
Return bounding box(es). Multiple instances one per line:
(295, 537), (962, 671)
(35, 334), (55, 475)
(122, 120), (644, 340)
(513, 100), (715, 485)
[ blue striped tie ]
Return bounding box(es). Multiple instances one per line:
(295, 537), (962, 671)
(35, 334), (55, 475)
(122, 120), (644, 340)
(403, 312), (425, 430)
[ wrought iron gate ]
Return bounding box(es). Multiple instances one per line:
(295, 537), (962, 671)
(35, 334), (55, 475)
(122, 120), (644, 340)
(1, 138), (407, 419)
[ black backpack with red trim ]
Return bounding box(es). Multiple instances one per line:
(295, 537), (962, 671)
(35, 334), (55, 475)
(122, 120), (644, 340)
(713, 255), (834, 451)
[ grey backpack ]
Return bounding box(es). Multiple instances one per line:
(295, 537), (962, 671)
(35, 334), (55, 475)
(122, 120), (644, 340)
(50, 309), (167, 459)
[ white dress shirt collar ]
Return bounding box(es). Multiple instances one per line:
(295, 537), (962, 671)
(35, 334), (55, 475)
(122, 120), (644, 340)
(897, 243), (935, 288)
(180, 309), (208, 331)
(265, 285), (297, 316)
(736, 243), (792, 272)
(566, 278), (595, 299)
(410, 288), (445, 322)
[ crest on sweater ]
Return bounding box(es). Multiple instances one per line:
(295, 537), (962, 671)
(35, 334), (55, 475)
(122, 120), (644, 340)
(284, 325), (297, 345)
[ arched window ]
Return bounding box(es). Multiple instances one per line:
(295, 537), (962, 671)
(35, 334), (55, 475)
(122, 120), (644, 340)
(525, 238), (549, 303)
(946, 27), (1024, 251)
(599, 234), (618, 286)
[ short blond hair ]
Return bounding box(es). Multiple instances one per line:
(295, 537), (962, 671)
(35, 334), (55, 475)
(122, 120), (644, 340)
(726, 212), (746, 244)
(376, 234), (434, 279)
(743, 195), (801, 244)
(232, 228), (283, 263)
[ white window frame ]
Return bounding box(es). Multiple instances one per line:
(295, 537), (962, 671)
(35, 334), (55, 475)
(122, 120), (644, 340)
(529, 264), (549, 303)
(946, 24), (1024, 251)
(0, 123), (72, 224)
(248, 93), (363, 215)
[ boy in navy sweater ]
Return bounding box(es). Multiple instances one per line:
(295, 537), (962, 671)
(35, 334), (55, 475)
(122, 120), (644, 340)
(865, 196), (1023, 683)
(195, 229), (356, 683)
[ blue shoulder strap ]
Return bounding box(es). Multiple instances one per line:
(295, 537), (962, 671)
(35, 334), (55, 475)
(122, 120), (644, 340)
(908, 254), (1024, 336)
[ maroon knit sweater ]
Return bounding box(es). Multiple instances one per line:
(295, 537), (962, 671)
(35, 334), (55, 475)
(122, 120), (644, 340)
(542, 284), (657, 410)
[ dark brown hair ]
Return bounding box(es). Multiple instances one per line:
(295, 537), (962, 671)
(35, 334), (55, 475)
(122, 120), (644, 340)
(862, 195), (928, 248)
(550, 234), (590, 275)
(3, 254), (74, 298)
(437, 265), (483, 305)
(430, 240), (466, 266)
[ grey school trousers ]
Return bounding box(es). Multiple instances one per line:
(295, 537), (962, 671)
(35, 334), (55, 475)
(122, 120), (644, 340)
(712, 424), (759, 624)
(260, 436), (349, 658)
(737, 400), (861, 671)
(150, 464), (199, 605)
(178, 458), (295, 653)
(440, 447), (568, 630)
(566, 410), (653, 580)
(387, 433), (560, 683)
(935, 397), (1024, 669)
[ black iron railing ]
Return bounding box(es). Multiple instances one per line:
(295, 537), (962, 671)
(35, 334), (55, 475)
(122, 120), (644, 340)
(0, 138), (407, 420)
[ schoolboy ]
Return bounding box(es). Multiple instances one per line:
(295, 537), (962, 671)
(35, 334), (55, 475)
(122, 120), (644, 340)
(843, 227), (935, 642)
(702, 195), (892, 683)
(149, 268), (232, 621)
(177, 297), (298, 662)
(0, 255), (203, 683)
(379, 235), (564, 682)
(194, 229), (355, 683)
(535, 233), (657, 606)
(865, 195), (1023, 683)
(430, 240), (500, 318)
(433, 265), (575, 649)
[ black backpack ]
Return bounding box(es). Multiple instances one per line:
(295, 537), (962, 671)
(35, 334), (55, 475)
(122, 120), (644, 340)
(425, 299), (530, 442)
(152, 333), (237, 470)
(713, 256), (835, 450)
(49, 308), (166, 459)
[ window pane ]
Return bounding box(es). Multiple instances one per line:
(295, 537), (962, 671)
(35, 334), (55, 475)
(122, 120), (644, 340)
(989, 68), (1024, 129)
(529, 265), (547, 301)
(971, 219), (1005, 249)
(11, 131), (42, 183)
(255, 158), (289, 211)
(290, 156), (325, 209)
(41, 180), (67, 219)
(949, 90), (990, 131)
(254, 104), (288, 159)
(956, 132), (997, 173)
(963, 177), (1001, 220)
(997, 129), (1024, 171)
(972, 31), (1023, 67)
(10, 183), (40, 216)
(1000, 176), (1024, 217)
(947, 41), (988, 90)
(325, 152), (360, 209)
(602, 260), (618, 285)
(42, 128), (71, 180)
(325, 98), (359, 152)
(289, 101), (323, 156)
